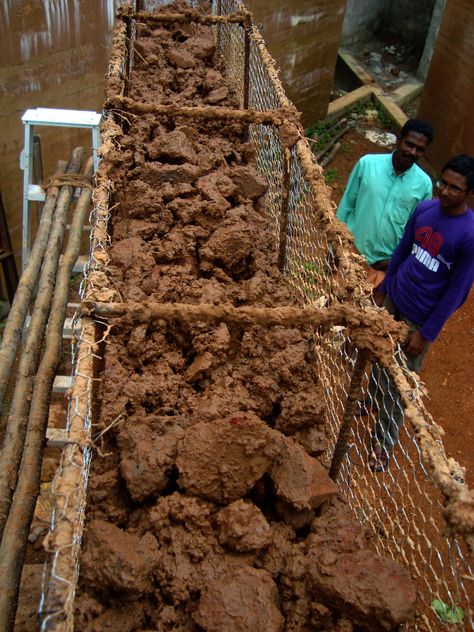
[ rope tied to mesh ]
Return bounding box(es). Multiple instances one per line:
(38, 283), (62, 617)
(41, 174), (93, 192)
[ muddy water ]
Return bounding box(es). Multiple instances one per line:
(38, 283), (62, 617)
(0, 0), (119, 269)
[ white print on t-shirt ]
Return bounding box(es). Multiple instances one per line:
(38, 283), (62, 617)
(412, 243), (439, 271)
(437, 254), (453, 270)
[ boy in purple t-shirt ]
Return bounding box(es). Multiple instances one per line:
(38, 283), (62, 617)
(368, 154), (474, 471)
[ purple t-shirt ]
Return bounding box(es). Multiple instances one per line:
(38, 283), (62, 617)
(380, 199), (474, 341)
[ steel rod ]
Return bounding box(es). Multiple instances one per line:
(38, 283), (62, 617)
(243, 15), (251, 110)
(278, 149), (292, 271)
(329, 350), (369, 480)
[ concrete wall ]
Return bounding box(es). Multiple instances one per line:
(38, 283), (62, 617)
(341, 0), (384, 46)
(417, 0), (446, 80)
(418, 0), (474, 170)
(341, 0), (435, 58)
(382, 0), (435, 57)
(248, 0), (346, 126)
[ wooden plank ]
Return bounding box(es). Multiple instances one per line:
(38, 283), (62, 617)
(72, 255), (88, 273)
(46, 427), (68, 447)
(24, 316), (81, 338)
(52, 375), (72, 393)
(338, 50), (376, 87)
(327, 85), (373, 119)
(392, 80), (424, 106)
(371, 91), (408, 130)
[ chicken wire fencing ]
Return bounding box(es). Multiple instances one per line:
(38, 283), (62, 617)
(39, 1), (473, 630)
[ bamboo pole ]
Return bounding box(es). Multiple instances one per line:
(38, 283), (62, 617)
(0, 147), (84, 541)
(0, 162), (67, 430)
(0, 160), (93, 632)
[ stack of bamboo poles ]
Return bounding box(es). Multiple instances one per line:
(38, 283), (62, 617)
(0, 148), (94, 632)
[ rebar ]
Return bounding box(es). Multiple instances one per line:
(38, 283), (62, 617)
(329, 350), (368, 480)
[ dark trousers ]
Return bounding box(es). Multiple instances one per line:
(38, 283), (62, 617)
(370, 295), (430, 450)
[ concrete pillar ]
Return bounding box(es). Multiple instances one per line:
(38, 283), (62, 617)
(417, 0), (446, 80)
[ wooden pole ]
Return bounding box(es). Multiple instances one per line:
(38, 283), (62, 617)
(329, 350), (369, 480)
(0, 148), (84, 541)
(0, 162), (67, 436)
(0, 160), (93, 632)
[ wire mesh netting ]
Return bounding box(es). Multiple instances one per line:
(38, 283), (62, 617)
(39, 1), (473, 630)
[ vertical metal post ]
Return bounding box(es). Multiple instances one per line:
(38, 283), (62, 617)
(33, 135), (44, 224)
(243, 15), (251, 110)
(216, 0), (222, 58)
(92, 125), (101, 173)
(329, 350), (369, 480)
(21, 122), (33, 270)
(278, 149), (292, 272)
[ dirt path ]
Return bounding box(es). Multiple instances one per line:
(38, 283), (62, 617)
(328, 127), (474, 486)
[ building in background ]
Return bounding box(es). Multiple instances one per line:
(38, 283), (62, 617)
(418, 0), (474, 169)
(247, 0), (346, 127)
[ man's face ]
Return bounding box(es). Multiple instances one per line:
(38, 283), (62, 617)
(437, 169), (470, 208)
(395, 131), (430, 170)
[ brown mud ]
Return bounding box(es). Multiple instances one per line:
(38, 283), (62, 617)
(75, 3), (417, 630)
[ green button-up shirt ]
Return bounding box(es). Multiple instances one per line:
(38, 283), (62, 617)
(336, 153), (432, 264)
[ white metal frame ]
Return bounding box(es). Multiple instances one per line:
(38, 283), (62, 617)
(20, 108), (102, 269)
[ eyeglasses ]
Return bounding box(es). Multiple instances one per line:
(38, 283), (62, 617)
(436, 179), (467, 194)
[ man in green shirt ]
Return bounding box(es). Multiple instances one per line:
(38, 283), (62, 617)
(337, 118), (434, 288)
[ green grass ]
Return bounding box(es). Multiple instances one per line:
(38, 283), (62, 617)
(324, 167), (339, 184)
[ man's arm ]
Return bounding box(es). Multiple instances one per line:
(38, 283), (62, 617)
(419, 245), (474, 342)
(336, 159), (363, 224)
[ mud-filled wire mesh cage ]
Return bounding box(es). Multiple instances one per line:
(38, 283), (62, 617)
(40, 1), (473, 630)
